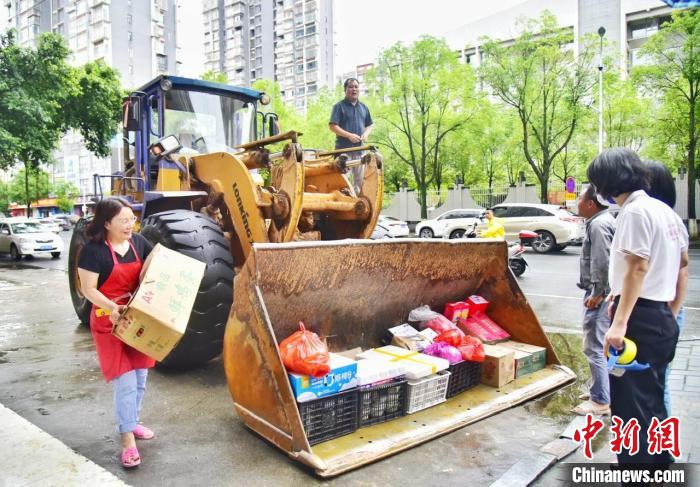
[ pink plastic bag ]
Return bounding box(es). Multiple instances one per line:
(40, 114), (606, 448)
(278, 321), (330, 377)
(423, 342), (463, 364)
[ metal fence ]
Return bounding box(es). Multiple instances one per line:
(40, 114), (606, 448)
(468, 186), (511, 208)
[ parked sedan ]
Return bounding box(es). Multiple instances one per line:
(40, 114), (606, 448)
(34, 218), (61, 234)
(0, 218), (64, 260)
(490, 203), (582, 253)
(377, 215), (410, 238)
(415, 208), (483, 239)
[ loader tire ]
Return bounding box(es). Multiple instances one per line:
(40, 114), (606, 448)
(68, 218), (92, 327)
(140, 210), (234, 370)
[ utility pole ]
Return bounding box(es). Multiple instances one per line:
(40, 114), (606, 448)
(598, 26), (606, 154)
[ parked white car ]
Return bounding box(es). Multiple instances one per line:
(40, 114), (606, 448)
(0, 218), (64, 260)
(490, 203), (583, 252)
(34, 218), (61, 233)
(415, 208), (484, 239)
(440, 203), (584, 252)
(377, 215), (410, 238)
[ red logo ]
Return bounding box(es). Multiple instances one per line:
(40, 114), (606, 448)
(647, 416), (681, 458)
(573, 414), (605, 460)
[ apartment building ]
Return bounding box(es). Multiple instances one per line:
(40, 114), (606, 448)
(4, 0), (178, 203)
(203, 0), (334, 111)
(445, 0), (675, 74)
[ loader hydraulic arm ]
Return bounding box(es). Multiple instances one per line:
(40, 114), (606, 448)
(191, 139), (383, 265)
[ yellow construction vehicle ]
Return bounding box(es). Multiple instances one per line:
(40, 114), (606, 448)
(67, 75), (574, 475)
(68, 75), (383, 369)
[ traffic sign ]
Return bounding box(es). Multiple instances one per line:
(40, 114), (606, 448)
(565, 177), (576, 193)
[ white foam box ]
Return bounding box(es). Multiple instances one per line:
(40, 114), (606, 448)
(356, 358), (406, 387)
(357, 345), (449, 380)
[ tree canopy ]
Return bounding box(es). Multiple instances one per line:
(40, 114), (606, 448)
(367, 36), (477, 217)
(480, 12), (596, 203)
(0, 31), (122, 211)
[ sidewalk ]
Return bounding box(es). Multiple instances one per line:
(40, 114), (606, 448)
(0, 403), (126, 487)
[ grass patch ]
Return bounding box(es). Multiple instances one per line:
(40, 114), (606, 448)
(529, 332), (592, 420)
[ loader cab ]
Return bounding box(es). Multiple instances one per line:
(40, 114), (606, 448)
(121, 75), (271, 194)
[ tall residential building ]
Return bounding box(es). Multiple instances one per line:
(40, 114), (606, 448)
(4, 0), (179, 204)
(203, 0), (334, 111)
(444, 0), (673, 74)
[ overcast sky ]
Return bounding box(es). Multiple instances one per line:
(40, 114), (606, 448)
(179, 0), (529, 78)
(2, 0), (529, 79)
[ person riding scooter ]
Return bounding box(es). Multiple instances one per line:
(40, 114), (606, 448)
(480, 209), (505, 239)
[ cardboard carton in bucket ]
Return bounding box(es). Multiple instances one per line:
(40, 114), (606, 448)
(113, 243), (206, 361)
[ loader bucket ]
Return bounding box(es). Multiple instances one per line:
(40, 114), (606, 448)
(223, 239), (575, 477)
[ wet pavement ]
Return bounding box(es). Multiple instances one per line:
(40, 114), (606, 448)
(0, 236), (698, 486)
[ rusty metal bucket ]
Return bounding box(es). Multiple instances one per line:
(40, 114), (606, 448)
(222, 239), (575, 477)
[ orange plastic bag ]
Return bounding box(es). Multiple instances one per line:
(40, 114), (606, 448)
(458, 335), (485, 363)
(278, 321), (330, 377)
(434, 329), (466, 348)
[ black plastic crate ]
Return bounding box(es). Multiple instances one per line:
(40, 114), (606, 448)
(297, 389), (359, 445)
(358, 379), (407, 427)
(446, 360), (482, 398)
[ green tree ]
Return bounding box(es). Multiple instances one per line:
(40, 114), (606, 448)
(0, 180), (10, 215)
(0, 31), (122, 213)
(8, 168), (50, 208)
(603, 74), (652, 152)
(635, 9), (700, 234)
(252, 79), (304, 137)
(53, 181), (80, 213)
(201, 70), (228, 84)
(480, 12), (596, 202)
(367, 36), (477, 218)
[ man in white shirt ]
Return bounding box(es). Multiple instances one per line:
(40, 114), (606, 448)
(587, 148), (689, 472)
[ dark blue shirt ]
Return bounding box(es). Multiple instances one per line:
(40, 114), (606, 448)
(329, 98), (373, 150)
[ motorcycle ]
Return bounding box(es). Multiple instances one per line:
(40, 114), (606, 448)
(508, 230), (538, 277)
(459, 221), (536, 278)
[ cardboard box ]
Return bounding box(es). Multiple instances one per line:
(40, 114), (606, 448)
(385, 323), (432, 351)
(288, 353), (358, 402)
(457, 314), (510, 344)
(358, 345), (449, 380)
(113, 243), (206, 361)
(467, 295), (490, 314)
(480, 344), (515, 387)
(509, 348), (534, 378)
(501, 341), (546, 373)
(443, 301), (469, 322)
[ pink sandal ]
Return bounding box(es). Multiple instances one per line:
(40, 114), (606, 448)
(121, 446), (141, 468)
(133, 424), (155, 440)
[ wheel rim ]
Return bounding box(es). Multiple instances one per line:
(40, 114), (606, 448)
(450, 230), (465, 239)
(419, 228), (432, 238)
(533, 232), (553, 252)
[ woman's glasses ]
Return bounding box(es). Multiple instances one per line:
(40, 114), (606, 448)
(116, 216), (137, 225)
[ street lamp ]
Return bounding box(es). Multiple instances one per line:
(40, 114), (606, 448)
(598, 26), (606, 153)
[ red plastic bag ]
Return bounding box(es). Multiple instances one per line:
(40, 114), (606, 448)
(423, 315), (457, 334)
(434, 329), (466, 347)
(278, 321), (330, 377)
(458, 335), (485, 363)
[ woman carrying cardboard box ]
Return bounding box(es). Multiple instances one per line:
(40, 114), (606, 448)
(77, 197), (155, 468)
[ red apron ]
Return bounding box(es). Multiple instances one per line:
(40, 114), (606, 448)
(90, 239), (155, 382)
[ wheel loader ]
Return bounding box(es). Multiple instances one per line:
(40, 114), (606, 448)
(68, 75), (575, 476)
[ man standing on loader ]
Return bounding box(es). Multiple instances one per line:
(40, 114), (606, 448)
(329, 77), (373, 194)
